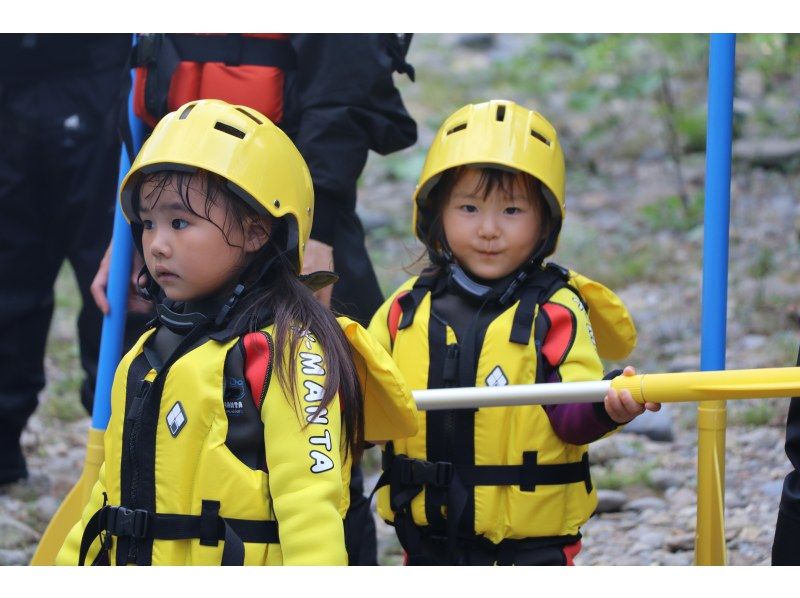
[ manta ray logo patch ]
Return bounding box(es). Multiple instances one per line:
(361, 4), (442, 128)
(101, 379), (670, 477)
(166, 401), (187, 437)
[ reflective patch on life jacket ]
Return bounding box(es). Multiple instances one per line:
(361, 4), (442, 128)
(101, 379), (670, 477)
(166, 401), (188, 437)
(485, 366), (508, 387)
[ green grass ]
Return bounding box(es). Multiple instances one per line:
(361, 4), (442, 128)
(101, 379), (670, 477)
(746, 246), (777, 279)
(729, 402), (779, 427)
(594, 462), (656, 490)
(40, 378), (85, 422)
(41, 263), (87, 423)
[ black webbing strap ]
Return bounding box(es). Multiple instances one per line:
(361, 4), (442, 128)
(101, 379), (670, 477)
(397, 271), (438, 330)
(78, 502), (279, 566)
(457, 451), (593, 493)
(373, 444), (454, 563)
(509, 284), (542, 345)
(508, 265), (569, 345)
(533, 306), (552, 384)
(423, 317), (451, 533)
(386, 451), (591, 495)
(133, 34), (296, 70)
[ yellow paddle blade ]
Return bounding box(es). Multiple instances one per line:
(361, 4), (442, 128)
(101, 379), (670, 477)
(30, 427), (105, 565)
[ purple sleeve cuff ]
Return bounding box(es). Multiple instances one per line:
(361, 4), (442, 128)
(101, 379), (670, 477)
(543, 401), (619, 445)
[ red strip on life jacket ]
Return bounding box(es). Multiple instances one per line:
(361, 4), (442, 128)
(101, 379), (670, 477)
(388, 291), (410, 344)
(540, 302), (577, 368)
(242, 331), (273, 411)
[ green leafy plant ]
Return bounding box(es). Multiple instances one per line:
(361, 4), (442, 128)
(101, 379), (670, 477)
(640, 193), (704, 232)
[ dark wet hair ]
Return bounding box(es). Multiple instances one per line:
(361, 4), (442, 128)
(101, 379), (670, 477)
(134, 170), (365, 462)
(135, 170), (258, 256)
(416, 166), (554, 267)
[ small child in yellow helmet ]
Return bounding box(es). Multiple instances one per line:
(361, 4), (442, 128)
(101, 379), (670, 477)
(369, 100), (659, 565)
(56, 99), (417, 566)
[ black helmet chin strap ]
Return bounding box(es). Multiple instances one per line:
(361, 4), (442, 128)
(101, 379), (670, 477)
(155, 301), (212, 333)
(209, 250), (281, 328)
(135, 264), (161, 303)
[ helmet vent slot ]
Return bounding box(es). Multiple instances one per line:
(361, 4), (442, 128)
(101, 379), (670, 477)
(530, 129), (551, 147)
(214, 121), (246, 139)
(446, 123), (467, 135)
(178, 104), (196, 120)
(496, 105), (506, 121)
(236, 107), (262, 125)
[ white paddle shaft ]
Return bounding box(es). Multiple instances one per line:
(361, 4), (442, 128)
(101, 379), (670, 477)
(413, 380), (613, 410)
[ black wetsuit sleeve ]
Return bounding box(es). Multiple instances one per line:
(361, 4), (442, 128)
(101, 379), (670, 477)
(773, 398), (800, 564)
(289, 33), (417, 246)
(772, 346), (800, 565)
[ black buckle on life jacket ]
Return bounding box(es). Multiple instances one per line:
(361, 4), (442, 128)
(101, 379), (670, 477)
(520, 452), (540, 492)
(581, 452), (593, 494)
(105, 506), (150, 540)
(442, 344), (460, 385)
(400, 458), (453, 488)
(199, 500), (222, 547)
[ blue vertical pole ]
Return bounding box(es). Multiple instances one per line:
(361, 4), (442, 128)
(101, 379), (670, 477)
(90, 39), (146, 431)
(696, 32), (736, 566)
(701, 36), (735, 370)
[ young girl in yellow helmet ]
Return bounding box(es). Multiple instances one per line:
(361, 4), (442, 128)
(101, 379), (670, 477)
(369, 100), (660, 565)
(55, 99), (417, 566)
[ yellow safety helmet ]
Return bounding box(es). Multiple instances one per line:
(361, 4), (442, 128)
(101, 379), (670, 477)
(120, 99), (314, 273)
(413, 100), (566, 258)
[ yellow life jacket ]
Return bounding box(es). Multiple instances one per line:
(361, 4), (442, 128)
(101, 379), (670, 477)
(57, 317), (417, 566)
(369, 263), (635, 550)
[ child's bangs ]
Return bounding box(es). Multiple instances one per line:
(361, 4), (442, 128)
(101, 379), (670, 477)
(136, 170), (225, 220)
(135, 169), (265, 250)
(466, 167), (542, 204)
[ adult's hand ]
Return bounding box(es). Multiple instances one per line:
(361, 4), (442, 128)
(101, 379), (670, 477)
(302, 238), (335, 308)
(90, 243), (151, 315)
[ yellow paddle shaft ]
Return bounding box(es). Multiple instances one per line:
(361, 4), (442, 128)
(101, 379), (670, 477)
(611, 366), (800, 404)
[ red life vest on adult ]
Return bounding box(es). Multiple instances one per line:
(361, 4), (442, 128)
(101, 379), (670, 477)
(131, 33), (296, 128)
